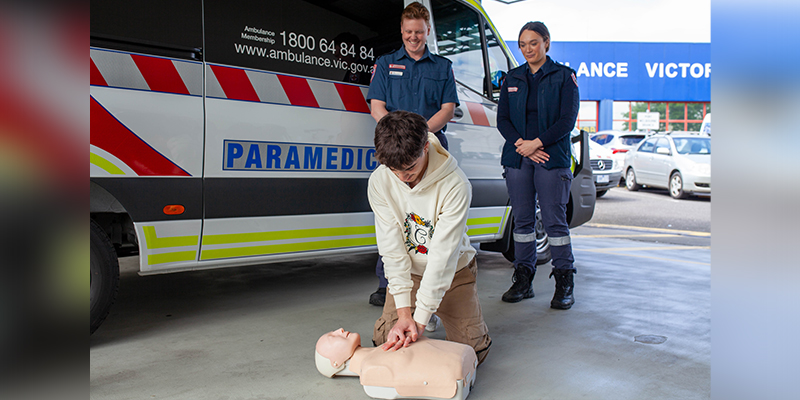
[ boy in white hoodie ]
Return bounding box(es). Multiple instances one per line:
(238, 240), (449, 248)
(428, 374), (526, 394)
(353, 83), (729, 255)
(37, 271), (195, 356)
(369, 111), (491, 365)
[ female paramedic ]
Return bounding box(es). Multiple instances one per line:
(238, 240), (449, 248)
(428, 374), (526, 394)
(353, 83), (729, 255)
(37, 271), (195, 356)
(496, 21), (579, 309)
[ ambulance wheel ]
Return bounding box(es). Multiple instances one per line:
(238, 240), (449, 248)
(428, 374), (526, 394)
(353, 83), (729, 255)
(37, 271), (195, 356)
(502, 206), (552, 265)
(90, 219), (119, 334)
(596, 189), (608, 198)
(626, 168), (641, 191)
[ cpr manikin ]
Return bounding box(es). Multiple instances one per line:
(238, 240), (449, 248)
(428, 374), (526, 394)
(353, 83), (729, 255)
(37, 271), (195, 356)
(315, 329), (477, 400)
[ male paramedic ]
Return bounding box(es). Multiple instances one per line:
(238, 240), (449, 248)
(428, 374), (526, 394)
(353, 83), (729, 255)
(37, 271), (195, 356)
(368, 111), (491, 365)
(366, 1), (459, 307)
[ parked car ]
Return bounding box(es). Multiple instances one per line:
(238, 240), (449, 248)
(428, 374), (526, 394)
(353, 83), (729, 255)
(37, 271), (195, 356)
(591, 130), (647, 184)
(624, 132), (711, 199)
(700, 113), (711, 135)
(573, 130), (622, 197)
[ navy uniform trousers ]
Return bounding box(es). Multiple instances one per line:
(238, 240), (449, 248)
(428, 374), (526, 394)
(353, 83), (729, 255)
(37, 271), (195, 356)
(505, 157), (576, 275)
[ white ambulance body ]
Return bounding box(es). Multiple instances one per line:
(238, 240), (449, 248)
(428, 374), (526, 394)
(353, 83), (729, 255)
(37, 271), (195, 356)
(90, 0), (595, 333)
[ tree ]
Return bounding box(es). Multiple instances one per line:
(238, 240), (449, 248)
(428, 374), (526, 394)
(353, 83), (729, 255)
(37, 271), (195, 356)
(623, 102), (710, 131)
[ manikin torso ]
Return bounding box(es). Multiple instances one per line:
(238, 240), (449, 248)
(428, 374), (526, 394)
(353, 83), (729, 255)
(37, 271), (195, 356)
(316, 329), (477, 400)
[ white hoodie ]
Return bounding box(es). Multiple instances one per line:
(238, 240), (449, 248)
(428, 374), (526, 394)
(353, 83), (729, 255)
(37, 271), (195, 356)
(368, 133), (476, 326)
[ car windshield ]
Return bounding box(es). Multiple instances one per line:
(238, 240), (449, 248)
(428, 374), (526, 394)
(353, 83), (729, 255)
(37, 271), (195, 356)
(673, 137), (711, 155)
(619, 135), (645, 145)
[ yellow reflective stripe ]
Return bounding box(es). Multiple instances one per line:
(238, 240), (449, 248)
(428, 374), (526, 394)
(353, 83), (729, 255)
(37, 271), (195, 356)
(148, 251), (196, 265)
(467, 227), (500, 236)
(202, 225), (375, 245)
(142, 226), (199, 249)
(90, 153), (125, 175)
(467, 216), (501, 226)
(464, 0), (516, 67)
(200, 237), (376, 260)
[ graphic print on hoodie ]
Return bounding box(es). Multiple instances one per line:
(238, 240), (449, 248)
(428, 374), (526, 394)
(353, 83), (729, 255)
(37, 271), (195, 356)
(404, 213), (434, 254)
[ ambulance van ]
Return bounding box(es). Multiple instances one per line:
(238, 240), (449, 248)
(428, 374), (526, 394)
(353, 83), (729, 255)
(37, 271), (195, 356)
(90, 0), (596, 333)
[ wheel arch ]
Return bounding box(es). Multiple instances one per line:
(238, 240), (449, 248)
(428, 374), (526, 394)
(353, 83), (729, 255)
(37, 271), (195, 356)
(90, 181), (137, 252)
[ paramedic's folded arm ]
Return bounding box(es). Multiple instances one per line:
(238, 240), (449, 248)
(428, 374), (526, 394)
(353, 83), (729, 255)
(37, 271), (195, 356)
(426, 102), (455, 134)
(369, 99), (455, 134)
(370, 99), (390, 124)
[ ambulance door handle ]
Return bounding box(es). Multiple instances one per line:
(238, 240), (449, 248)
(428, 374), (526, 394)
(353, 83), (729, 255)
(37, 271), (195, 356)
(453, 107), (464, 120)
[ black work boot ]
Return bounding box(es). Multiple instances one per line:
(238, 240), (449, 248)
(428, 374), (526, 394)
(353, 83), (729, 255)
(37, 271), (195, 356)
(502, 268), (535, 303)
(550, 269), (575, 309)
(369, 287), (386, 306)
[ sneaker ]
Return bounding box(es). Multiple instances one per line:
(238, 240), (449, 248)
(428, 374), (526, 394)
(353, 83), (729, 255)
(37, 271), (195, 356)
(425, 314), (441, 332)
(369, 287), (386, 306)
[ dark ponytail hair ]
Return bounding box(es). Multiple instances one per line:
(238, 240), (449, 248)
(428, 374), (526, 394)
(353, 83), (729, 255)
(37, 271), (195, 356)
(518, 21), (550, 52)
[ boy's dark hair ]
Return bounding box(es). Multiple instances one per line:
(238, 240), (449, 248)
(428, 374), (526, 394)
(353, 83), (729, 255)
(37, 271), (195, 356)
(401, 1), (430, 27)
(374, 111), (428, 170)
(518, 21), (550, 52)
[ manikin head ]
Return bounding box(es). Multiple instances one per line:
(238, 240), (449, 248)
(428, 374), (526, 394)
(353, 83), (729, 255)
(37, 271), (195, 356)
(315, 328), (361, 377)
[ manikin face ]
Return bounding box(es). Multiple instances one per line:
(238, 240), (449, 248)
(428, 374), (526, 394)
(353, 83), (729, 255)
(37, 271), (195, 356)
(389, 142), (429, 188)
(518, 29), (548, 68)
(316, 328), (361, 366)
(401, 18), (430, 59)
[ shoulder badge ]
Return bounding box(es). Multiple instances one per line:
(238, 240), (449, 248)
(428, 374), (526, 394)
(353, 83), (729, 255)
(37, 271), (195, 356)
(571, 72), (578, 87)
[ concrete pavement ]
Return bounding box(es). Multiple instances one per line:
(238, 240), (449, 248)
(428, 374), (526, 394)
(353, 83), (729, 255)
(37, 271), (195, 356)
(90, 227), (710, 399)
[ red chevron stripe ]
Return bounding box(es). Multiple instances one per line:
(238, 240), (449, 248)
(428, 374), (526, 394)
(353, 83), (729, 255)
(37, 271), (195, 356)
(335, 83), (370, 113)
(277, 74), (319, 107)
(466, 102), (490, 126)
(91, 96), (190, 176)
(210, 65), (259, 102)
(90, 58), (107, 86)
(131, 55), (189, 95)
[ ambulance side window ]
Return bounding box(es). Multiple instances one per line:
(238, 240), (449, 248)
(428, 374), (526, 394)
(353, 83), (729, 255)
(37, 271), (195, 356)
(203, 0), (405, 85)
(431, 0), (485, 95)
(485, 21), (510, 100)
(90, 0), (203, 60)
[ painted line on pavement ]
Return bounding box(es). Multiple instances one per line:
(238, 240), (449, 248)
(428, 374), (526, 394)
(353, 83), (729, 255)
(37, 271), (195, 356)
(573, 233), (681, 238)
(574, 247), (710, 266)
(581, 245), (709, 252)
(585, 223), (710, 237)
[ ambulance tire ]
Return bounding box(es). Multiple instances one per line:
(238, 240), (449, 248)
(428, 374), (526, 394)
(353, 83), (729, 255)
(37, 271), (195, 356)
(502, 206), (552, 266)
(90, 219), (119, 335)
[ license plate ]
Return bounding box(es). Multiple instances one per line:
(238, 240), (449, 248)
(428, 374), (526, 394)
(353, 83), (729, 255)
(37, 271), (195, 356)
(596, 175), (609, 184)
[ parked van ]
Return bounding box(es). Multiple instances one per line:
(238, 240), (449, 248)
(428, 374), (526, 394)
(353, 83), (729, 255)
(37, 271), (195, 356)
(90, 0), (596, 333)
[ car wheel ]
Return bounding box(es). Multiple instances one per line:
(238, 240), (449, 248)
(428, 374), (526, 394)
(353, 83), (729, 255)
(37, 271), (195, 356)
(625, 168), (641, 191)
(596, 189), (608, 198)
(502, 202), (552, 265)
(670, 171), (689, 199)
(91, 219), (120, 334)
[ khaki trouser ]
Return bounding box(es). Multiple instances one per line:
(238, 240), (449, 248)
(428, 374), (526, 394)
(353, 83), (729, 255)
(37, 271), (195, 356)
(373, 256), (492, 365)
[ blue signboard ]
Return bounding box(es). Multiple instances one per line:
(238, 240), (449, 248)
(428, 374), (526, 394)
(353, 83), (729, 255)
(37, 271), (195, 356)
(507, 42), (710, 102)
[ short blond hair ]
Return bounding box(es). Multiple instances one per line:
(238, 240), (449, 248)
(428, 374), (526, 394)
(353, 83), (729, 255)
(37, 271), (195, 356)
(401, 2), (430, 26)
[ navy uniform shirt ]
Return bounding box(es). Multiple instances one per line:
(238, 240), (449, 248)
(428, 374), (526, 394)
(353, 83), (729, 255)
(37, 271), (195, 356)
(367, 46), (459, 132)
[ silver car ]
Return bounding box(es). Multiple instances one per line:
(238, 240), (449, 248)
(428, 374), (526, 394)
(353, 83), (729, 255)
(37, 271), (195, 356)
(624, 133), (711, 199)
(591, 130), (647, 184)
(587, 140), (622, 197)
